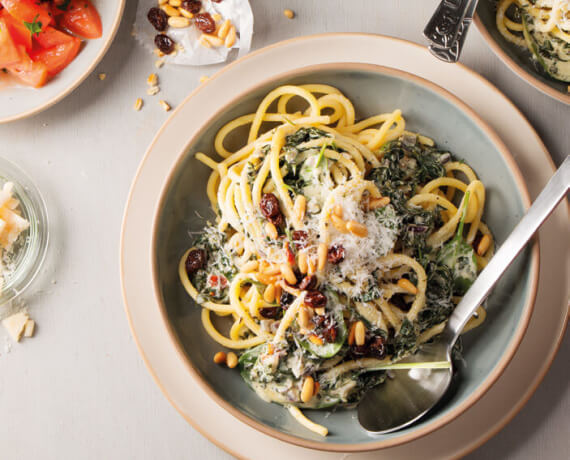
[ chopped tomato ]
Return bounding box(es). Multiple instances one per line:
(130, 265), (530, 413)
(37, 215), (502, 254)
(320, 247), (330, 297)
(30, 36), (80, 77)
(59, 0), (101, 39)
(207, 274), (228, 289)
(35, 25), (74, 49)
(0, 17), (20, 66)
(284, 241), (295, 265)
(5, 45), (48, 87)
(1, 9), (32, 51)
(0, 0), (51, 33)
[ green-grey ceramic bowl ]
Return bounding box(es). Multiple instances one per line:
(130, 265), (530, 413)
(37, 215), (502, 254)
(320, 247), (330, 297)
(475, 2), (570, 105)
(152, 64), (539, 451)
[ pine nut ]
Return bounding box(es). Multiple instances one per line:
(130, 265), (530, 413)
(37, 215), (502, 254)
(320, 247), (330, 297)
(202, 33), (224, 47)
(308, 335), (323, 346)
(331, 214), (348, 232)
(477, 234), (491, 256)
(317, 243), (327, 271)
(263, 284), (276, 303)
(333, 204), (343, 218)
(147, 73), (158, 86)
(155, 59), (165, 68)
(294, 195), (306, 223)
(225, 25), (236, 48)
(161, 4), (180, 16)
(133, 98), (143, 111)
(267, 343), (274, 355)
(159, 100), (171, 112)
(347, 220), (368, 237)
(242, 260), (259, 273)
(146, 86), (160, 96)
(256, 273), (278, 285)
(199, 35), (212, 48)
(218, 19), (231, 39)
(397, 278), (418, 295)
(283, 9), (295, 19)
(168, 16), (190, 28)
(369, 196), (390, 210)
(301, 376), (315, 403)
(315, 307), (325, 316)
(354, 321), (366, 346)
(265, 222), (278, 239)
(307, 256), (316, 275)
(262, 264), (281, 276)
(298, 308), (310, 329)
(97, 73), (106, 80)
(179, 7), (193, 18)
(213, 351), (227, 364)
(212, 13), (222, 21)
(280, 264), (297, 285)
(199, 75), (209, 83)
(298, 251), (308, 274)
(348, 323), (357, 346)
(169, 0), (181, 6)
(158, 0), (168, 4)
(226, 352), (238, 368)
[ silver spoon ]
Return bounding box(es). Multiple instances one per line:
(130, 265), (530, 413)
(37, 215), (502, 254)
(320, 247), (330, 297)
(358, 156), (570, 434)
(423, 0), (479, 63)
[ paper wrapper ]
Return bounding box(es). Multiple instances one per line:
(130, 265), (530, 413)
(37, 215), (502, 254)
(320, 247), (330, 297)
(134, 0), (254, 65)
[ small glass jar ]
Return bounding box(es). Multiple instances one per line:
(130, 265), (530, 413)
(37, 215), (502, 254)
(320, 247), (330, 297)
(0, 157), (49, 307)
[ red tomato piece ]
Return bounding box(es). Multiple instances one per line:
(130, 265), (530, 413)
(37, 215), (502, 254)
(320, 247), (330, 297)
(0, 17), (20, 66)
(5, 45), (48, 87)
(30, 37), (80, 77)
(35, 26), (74, 49)
(0, 0), (51, 32)
(1, 10), (32, 51)
(59, 0), (102, 39)
(207, 274), (228, 289)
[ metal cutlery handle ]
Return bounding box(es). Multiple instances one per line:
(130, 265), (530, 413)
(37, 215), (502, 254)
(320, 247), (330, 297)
(444, 156), (570, 344)
(424, 0), (479, 63)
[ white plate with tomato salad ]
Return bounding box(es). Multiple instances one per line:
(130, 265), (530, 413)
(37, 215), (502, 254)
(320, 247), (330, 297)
(0, 0), (125, 123)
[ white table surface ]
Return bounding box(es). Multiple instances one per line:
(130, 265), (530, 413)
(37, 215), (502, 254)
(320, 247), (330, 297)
(0, 1), (568, 459)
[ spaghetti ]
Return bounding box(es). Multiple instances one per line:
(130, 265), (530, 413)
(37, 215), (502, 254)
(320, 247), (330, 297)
(178, 84), (494, 435)
(496, 0), (570, 82)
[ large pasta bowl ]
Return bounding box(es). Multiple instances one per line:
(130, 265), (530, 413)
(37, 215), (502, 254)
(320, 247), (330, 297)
(150, 63), (539, 451)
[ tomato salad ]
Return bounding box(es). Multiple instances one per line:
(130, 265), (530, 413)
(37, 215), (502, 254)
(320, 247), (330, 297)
(0, 0), (101, 88)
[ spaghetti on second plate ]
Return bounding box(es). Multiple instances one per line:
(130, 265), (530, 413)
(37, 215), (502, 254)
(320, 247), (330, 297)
(178, 84), (494, 436)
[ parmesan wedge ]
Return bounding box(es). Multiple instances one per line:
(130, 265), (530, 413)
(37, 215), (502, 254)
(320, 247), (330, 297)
(2, 312), (29, 342)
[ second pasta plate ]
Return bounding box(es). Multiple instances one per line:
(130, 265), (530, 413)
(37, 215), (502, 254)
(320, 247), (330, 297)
(150, 63), (538, 451)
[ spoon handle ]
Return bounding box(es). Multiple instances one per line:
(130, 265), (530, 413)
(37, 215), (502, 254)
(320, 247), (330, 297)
(445, 156), (570, 344)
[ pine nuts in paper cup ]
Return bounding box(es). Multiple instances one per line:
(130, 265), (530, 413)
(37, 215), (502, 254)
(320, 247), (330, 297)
(134, 0), (254, 65)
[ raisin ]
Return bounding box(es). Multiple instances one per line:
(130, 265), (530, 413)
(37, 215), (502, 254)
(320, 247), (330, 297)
(298, 275), (317, 291)
(260, 193), (281, 219)
(154, 34), (175, 54)
(368, 336), (386, 359)
(194, 12), (216, 34)
(304, 290), (327, 308)
(212, 0), (223, 2)
(327, 244), (345, 264)
(259, 307), (281, 319)
(292, 230), (308, 248)
(322, 325), (338, 343)
(280, 291), (294, 307)
(147, 7), (168, 32)
(185, 249), (207, 275)
(181, 0), (201, 14)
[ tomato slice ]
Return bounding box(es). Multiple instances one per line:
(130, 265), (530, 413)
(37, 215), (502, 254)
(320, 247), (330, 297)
(30, 37), (81, 77)
(59, 0), (102, 39)
(1, 10), (32, 51)
(0, 0), (51, 33)
(5, 45), (48, 88)
(0, 17), (20, 66)
(35, 26), (74, 49)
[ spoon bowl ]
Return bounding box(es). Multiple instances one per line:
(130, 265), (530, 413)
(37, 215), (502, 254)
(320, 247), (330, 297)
(358, 341), (452, 434)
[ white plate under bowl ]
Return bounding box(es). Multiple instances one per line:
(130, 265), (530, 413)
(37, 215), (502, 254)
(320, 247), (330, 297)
(0, 0), (126, 124)
(120, 34), (569, 458)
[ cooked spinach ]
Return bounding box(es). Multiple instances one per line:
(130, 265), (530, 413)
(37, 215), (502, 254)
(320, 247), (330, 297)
(437, 192), (477, 295)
